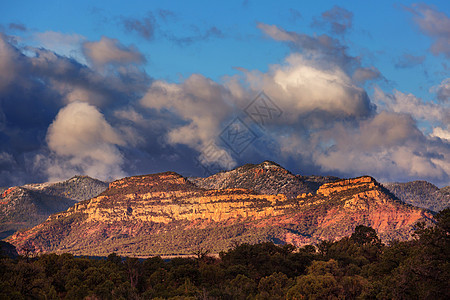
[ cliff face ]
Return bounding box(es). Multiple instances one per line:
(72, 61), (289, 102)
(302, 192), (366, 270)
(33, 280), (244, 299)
(7, 172), (433, 257)
(0, 176), (108, 239)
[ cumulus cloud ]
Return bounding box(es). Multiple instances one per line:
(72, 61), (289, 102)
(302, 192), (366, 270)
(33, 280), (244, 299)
(257, 23), (365, 79)
(312, 6), (353, 35)
(244, 53), (374, 124)
(431, 126), (450, 141)
(140, 74), (236, 168)
(406, 4), (450, 58)
(138, 49), (375, 172)
(279, 110), (449, 183)
(431, 78), (450, 103)
(83, 36), (146, 68)
(45, 102), (125, 181)
(1, 19), (449, 188)
(0, 33), (153, 186)
(373, 87), (448, 124)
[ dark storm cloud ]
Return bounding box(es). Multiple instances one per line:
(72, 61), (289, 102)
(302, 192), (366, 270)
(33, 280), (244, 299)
(394, 53), (425, 69)
(121, 12), (156, 41)
(0, 33), (158, 185)
(312, 6), (353, 35)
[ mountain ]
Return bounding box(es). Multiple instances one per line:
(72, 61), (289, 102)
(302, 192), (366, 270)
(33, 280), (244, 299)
(383, 181), (450, 212)
(7, 170), (432, 257)
(189, 161), (339, 198)
(0, 176), (108, 239)
(23, 175), (109, 202)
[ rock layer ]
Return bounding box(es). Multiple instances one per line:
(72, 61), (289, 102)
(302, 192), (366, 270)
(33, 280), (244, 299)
(7, 172), (433, 257)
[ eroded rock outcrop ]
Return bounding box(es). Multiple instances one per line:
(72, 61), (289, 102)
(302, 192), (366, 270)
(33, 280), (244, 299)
(8, 170), (433, 257)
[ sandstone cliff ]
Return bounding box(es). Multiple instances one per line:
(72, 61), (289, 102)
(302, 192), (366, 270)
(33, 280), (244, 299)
(7, 171), (432, 257)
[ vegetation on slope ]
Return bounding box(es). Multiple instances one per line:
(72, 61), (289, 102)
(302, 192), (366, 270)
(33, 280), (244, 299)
(1, 208), (448, 299)
(0, 176), (108, 239)
(383, 181), (450, 212)
(189, 161), (339, 198)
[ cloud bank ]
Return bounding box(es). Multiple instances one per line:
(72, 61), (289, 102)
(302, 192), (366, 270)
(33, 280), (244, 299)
(0, 4), (449, 187)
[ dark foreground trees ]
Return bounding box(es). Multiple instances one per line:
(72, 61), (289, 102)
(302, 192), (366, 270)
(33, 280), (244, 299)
(1, 209), (448, 299)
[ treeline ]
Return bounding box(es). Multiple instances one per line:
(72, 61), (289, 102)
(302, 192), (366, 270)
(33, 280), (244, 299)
(1, 209), (448, 299)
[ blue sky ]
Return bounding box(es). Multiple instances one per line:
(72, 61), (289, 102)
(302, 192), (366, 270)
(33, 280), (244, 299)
(0, 1), (449, 187)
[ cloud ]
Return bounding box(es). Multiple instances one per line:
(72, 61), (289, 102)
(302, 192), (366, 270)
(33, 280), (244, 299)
(121, 12), (156, 40)
(0, 33), (152, 186)
(312, 6), (353, 35)
(83, 36), (146, 68)
(140, 74), (236, 168)
(431, 125), (450, 141)
(256, 22), (360, 75)
(431, 78), (450, 103)
(8, 23), (26, 31)
(406, 3), (450, 58)
(0, 20), (449, 189)
(169, 26), (224, 46)
(394, 53), (425, 68)
(138, 49), (375, 171)
(279, 110), (449, 183)
(244, 53), (374, 124)
(45, 101), (125, 181)
(0, 33), (24, 91)
(157, 9), (176, 21)
(33, 31), (86, 61)
(352, 67), (382, 84)
(373, 87), (448, 124)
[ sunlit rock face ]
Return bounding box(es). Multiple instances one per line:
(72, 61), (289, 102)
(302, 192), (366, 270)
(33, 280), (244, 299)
(8, 170), (433, 257)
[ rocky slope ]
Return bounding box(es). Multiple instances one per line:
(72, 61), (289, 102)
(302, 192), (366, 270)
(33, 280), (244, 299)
(7, 171), (432, 257)
(383, 181), (450, 212)
(189, 161), (339, 198)
(0, 176), (108, 239)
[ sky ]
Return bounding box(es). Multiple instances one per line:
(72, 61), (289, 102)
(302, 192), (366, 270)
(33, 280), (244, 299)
(0, 1), (449, 187)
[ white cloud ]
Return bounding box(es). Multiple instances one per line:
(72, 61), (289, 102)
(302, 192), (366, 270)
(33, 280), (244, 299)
(140, 74), (236, 168)
(431, 126), (450, 141)
(83, 36), (145, 68)
(45, 101), (125, 181)
(373, 87), (448, 124)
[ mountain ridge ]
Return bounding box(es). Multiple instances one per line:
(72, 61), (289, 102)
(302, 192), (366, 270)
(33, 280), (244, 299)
(0, 175), (108, 239)
(383, 180), (449, 212)
(7, 168), (433, 257)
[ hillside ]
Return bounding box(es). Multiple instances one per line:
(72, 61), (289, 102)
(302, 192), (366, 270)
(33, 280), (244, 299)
(189, 161), (339, 198)
(383, 181), (450, 212)
(0, 176), (108, 239)
(7, 171), (432, 257)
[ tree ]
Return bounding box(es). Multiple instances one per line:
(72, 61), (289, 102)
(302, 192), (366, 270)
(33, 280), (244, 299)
(351, 225), (381, 246)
